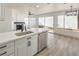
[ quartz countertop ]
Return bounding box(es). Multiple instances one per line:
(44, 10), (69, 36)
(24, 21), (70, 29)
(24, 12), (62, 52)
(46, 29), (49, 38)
(54, 28), (79, 39)
(0, 28), (47, 44)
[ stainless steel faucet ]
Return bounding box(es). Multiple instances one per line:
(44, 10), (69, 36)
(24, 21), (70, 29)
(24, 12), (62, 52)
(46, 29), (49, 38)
(21, 24), (24, 32)
(21, 24), (27, 32)
(25, 25), (27, 31)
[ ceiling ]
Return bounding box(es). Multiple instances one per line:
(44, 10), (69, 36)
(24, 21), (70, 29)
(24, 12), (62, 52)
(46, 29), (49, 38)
(1, 3), (79, 15)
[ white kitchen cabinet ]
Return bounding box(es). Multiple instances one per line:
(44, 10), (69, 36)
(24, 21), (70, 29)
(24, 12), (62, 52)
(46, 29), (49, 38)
(0, 41), (14, 56)
(27, 35), (38, 56)
(0, 4), (12, 33)
(15, 34), (38, 56)
(0, 4), (12, 17)
(14, 37), (27, 56)
(38, 31), (47, 52)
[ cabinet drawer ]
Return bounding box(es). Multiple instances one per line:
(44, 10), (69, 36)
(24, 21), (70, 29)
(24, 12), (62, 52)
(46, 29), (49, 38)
(0, 47), (14, 56)
(0, 41), (14, 52)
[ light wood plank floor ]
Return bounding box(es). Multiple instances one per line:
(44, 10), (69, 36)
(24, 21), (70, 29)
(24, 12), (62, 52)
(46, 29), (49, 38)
(36, 32), (79, 56)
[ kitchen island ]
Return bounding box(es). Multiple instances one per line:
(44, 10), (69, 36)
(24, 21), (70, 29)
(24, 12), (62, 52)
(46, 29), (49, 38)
(0, 28), (48, 56)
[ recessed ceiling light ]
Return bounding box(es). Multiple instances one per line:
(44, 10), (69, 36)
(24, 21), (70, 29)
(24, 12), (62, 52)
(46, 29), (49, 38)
(36, 5), (39, 8)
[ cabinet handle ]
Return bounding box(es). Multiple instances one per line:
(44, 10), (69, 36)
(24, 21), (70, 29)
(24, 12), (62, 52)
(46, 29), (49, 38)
(0, 45), (7, 49)
(27, 37), (31, 40)
(0, 51), (7, 56)
(28, 41), (31, 47)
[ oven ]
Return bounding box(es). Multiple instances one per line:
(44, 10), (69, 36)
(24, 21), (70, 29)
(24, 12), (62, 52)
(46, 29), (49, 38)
(14, 22), (25, 31)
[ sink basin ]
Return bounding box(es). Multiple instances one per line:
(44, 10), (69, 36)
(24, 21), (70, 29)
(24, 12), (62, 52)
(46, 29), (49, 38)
(65, 28), (73, 30)
(15, 31), (33, 36)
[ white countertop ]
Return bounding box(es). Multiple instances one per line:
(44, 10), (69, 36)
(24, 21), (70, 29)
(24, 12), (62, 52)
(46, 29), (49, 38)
(54, 28), (79, 39)
(0, 28), (47, 44)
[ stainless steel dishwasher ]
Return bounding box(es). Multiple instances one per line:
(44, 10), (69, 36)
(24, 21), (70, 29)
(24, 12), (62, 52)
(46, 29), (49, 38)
(38, 31), (48, 52)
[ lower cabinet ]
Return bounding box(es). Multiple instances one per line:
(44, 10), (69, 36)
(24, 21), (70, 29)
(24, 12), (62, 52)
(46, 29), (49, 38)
(14, 35), (38, 56)
(14, 37), (27, 56)
(0, 41), (14, 56)
(0, 31), (47, 56)
(0, 32), (47, 56)
(27, 35), (38, 56)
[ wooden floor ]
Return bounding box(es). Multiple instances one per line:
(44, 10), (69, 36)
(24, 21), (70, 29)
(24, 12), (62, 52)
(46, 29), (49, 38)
(36, 32), (79, 56)
(36, 32), (55, 56)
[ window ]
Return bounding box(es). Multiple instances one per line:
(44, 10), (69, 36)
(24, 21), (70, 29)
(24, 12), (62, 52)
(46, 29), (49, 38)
(30, 18), (36, 28)
(24, 17), (37, 28)
(38, 17), (45, 28)
(57, 15), (78, 29)
(38, 16), (53, 30)
(45, 17), (53, 28)
(58, 15), (64, 28)
(24, 18), (29, 28)
(65, 16), (78, 29)
(39, 17), (45, 25)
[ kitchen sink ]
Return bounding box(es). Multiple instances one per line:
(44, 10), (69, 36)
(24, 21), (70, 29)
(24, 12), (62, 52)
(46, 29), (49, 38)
(15, 31), (33, 36)
(65, 28), (73, 30)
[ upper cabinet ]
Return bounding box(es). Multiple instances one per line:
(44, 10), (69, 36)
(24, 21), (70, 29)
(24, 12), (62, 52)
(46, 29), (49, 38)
(0, 4), (12, 33)
(0, 4), (12, 18)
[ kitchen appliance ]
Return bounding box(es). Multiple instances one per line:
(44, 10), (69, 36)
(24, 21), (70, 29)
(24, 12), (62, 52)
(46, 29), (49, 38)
(14, 22), (26, 31)
(38, 32), (47, 52)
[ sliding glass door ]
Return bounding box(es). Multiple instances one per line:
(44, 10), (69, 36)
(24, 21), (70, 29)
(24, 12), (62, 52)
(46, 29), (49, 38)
(65, 16), (78, 29)
(24, 17), (37, 29)
(38, 16), (53, 31)
(45, 17), (53, 29)
(58, 15), (64, 28)
(57, 15), (78, 29)
(38, 17), (45, 28)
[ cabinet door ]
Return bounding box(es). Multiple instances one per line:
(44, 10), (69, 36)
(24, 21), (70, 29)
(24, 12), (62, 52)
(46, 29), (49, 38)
(15, 37), (27, 56)
(27, 35), (38, 56)
(16, 43), (27, 56)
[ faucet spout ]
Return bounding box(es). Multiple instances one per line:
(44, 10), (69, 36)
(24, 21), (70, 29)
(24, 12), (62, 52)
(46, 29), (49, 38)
(25, 26), (27, 31)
